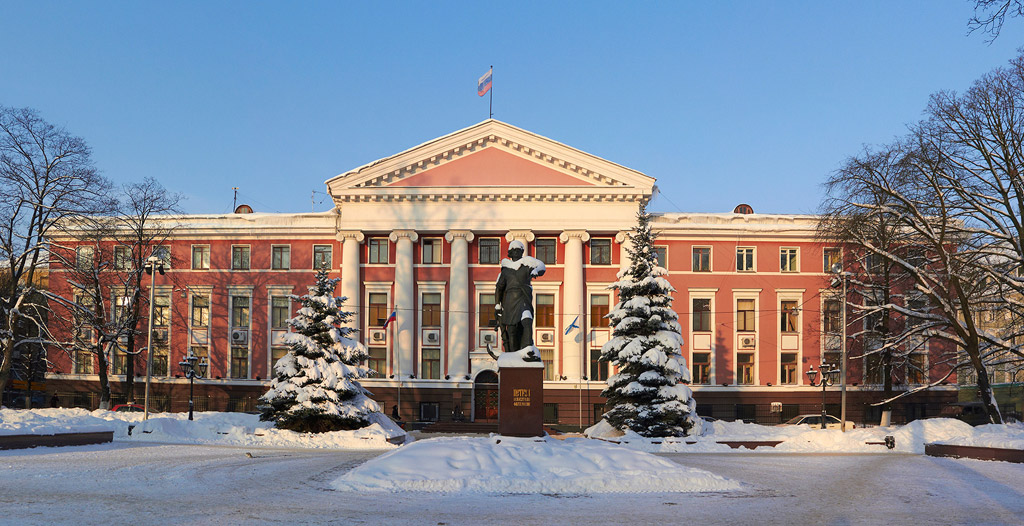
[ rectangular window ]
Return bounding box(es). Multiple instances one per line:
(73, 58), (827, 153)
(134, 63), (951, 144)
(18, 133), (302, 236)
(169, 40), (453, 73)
(74, 348), (94, 374)
(654, 246), (667, 268)
(692, 247), (711, 272)
(191, 245), (210, 270)
(590, 348), (608, 381)
(76, 246), (95, 271)
(692, 298), (711, 332)
(692, 352), (710, 384)
(865, 253), (883, 274)
(271, 296), (290, 329)
(367, 347), (386, 377)
(543, 403), (559, 423)
(153, 294), (170, 327)
(231, 246), (250, 270)
(190, 346), (209, 378)
(590, 294), (610, 328)
(368, 238), (388, 264)
(153, 245), (171, 266)
(191, 296), (210, 328)
(231, 347), (248, 379)
(478, 293), (496, 328)
(781, 352), (798, 384)
(590, 239), (611, 265)
(536, 294), (555, 328)
(421, 348), (440, 379)
(780, 248), (798, 272)
(114, 246), (131, 271)
(271, 347), (289, 368)
(908, 354), (926, 384)
(231, 296), (250, 328)
(479, 238), (500, 264)
(272, 245), (291, 270)
(780, 300), (799, 332)
(736, 247), (754, 272)
(422, 238), (442, 264)
(111, 348), (128, 375)
(737, 353), (755, 384)
(865, 352), (884, 384)
(535, 238), (556, 265)
(541, 348), (554, 381)
(368, 293), (388, 326)
(313, 244), (332, 269)
(737, 299), (755, 332)
(823, 299), (841, 334)
(151, 347), (168, 377)
(421, 293), (442, 327)
(823, 248), (840, 273)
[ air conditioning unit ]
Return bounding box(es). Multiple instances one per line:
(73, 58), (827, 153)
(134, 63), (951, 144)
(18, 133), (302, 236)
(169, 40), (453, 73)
(423, 329), (440, 345)
(231, 329), (249, 344)
(369, 329), (387, 344)
(537, 329), (555, 345)
(152, 329), (169, 342)
(739, 336), (756, 349)
(479, 330), (497, 347)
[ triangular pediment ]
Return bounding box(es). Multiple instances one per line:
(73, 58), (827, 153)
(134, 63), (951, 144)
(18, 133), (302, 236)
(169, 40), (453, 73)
(325, 120), (654, 204)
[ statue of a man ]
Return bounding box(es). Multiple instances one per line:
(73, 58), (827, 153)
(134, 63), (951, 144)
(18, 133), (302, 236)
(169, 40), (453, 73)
(494, 240), (546, 354)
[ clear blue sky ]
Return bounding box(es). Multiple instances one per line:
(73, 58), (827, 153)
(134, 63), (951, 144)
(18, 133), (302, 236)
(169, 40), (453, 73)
(1, 1), (1020, 215)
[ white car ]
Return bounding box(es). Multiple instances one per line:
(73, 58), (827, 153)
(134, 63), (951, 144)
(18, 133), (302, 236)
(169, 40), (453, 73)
(783, 414), (855, 430)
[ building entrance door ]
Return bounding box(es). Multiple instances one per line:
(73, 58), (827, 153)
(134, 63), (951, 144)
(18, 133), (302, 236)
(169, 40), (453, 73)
(473, 370), (499, 421)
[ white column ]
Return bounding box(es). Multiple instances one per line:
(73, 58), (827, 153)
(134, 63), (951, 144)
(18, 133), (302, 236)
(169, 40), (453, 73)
(559, 230), (589, 381)
(445, 230), (474, 380)
(615, 230), (632, 273)
(504, 229), (535, 250)
(390, 230), (418, 378)
(337, 231), (364, 330)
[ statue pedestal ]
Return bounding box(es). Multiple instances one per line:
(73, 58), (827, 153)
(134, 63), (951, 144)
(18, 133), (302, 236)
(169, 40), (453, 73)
(497, 349), (545, 437)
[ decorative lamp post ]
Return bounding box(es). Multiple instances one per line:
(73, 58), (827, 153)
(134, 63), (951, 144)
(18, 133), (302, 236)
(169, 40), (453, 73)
(178, 351), (208, 421)
(807, 363), (841, 429)
(830, 262), (850, 432)
(143, 255), (166, 420)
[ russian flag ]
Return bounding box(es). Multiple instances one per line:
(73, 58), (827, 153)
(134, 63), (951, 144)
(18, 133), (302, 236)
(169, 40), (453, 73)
(477, 67), (492, 97)
(382, 309), (397, 331)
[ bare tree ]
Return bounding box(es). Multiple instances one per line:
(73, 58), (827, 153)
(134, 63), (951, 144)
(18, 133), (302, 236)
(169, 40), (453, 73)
(968, 0), (1024, 42)
(0, 106), (112, 397)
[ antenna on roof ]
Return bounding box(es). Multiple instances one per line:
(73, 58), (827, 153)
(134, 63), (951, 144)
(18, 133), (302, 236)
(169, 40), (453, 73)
(232, 187), (239, 210)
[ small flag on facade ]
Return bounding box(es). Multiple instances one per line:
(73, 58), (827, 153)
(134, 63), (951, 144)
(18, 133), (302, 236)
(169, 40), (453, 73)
(477, 67), (492, 97)
(564, 315), (580, 336)
(382, 309), (397, 330)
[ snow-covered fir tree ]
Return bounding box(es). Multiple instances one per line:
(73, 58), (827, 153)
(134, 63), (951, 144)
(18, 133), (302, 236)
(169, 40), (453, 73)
(259, 269), (383, 432)
(599, 203), (698, 437)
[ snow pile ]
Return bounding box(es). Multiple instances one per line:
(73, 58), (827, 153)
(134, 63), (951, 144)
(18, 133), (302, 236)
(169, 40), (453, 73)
(0, 407), (123, 436)
(331, 435), (740, 494)
(931, 422), (1024, 449)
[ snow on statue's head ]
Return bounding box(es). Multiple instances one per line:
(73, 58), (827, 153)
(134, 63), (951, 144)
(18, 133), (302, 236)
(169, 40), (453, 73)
(507, 240), (525, 260)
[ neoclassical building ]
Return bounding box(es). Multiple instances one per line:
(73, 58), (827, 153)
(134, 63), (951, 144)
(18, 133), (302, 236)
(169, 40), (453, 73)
(46, 120), (956, 426)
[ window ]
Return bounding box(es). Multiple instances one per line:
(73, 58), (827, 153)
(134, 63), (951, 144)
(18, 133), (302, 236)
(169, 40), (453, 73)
(313, 245), (332, 269)
(190, 346), (209, 377)
(231, 347), (248, 379)
(781, 353), (798, 384)
(543, 403), (559, 423)
(590, 239), (611, 265)
(823, 248), (840, 273)
(153, 245), (171, 266)
(151, 348), (168, 377)
(780, 248), (798, 272)
(692, 298), (711, 332)
(478, 293), (496, 328)
(272, 245), (291, 270)
(865, 253), (883, 274)
(692, 352), (710, 384)
(780, 300), (799, 332)
(736, 247), (754, 272)
(153, 294), (170, 327)
(654, 246), (667, 268)
(536, 294), (555, 328)
(590, 349), (608, 381)
(823, 299), (842, 334)
(590, 294), (610, 328)
(541, 348), (554, 381)
(420, 402), (440, 421)
(231, 246), (250, 270)
(192, 245), (210, 270)
(231, 296), (250, 328)
(271, 347), (289, 367)
(421, 293), (441, 327)
(74, 348), (94, 374)
(369, 293), (388, 326)
(76, 246), (95, 271)
(114, 246), (131, 270)
(421, 348), (440, 379)
(422, 238), (442, 264)
(535, 238), (556, 265)
(368, 238), (388, 264)
(908, 354), (926, 384)
(479, 238), (500, 264)
(111, 348), (128, 375)
(368, 347), (386, 376)
(737, 353), (755, 384)
(737, 299), (755, 332)
(692, 247), (710, 272)
(191, 296), (210, 328)
(271, 296), (290, 329)
(865, 352), (884, 384)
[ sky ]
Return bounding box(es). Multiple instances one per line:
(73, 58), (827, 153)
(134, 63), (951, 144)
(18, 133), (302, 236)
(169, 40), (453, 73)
(1, 1), (1021, 215)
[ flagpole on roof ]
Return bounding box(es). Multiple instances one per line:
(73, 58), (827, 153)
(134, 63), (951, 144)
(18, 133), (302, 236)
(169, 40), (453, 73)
(489, 65), (493, 119)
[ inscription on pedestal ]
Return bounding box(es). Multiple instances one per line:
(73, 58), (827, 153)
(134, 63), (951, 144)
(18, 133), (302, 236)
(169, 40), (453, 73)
(498, 367), (544, 437)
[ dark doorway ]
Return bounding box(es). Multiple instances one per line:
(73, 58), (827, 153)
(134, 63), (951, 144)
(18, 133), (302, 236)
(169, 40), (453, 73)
(474, 370), (499, 421)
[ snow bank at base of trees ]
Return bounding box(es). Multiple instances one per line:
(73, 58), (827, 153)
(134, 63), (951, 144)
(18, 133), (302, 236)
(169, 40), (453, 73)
(331, 435), (741, 494)
(0, 408), (404, 449)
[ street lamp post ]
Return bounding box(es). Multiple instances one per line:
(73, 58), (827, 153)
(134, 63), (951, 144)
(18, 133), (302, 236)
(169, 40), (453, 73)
(807, 363), (840, 429)
(178, 351), (208, 421)
(143, 255), (165, 420)
(831, 263), (850, 432)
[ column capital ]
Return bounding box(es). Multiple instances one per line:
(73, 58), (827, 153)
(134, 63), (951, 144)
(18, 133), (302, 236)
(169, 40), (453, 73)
(445, 230), (475, 243)
(559, 230), (591, 243)
(615, 230), (631, 243)
(389, 230), (419, 243)
(337, 230), (365, 243)
(504, 230), (535, 243)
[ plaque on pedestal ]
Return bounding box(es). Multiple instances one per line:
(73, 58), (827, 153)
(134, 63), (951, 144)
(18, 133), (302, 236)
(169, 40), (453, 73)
(497, 349), (545, 437)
